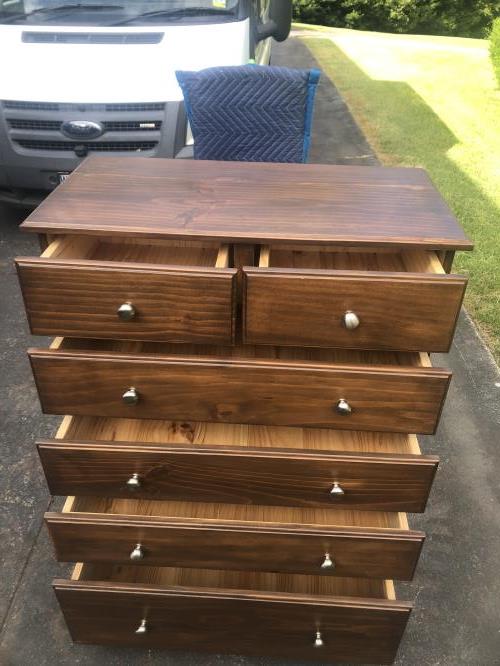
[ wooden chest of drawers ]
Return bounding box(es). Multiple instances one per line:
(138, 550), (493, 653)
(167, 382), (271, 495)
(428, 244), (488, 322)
(17, 156), (472, 664)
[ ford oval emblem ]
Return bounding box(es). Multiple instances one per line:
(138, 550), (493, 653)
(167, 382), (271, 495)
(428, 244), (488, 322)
(61, 120), (104, 139)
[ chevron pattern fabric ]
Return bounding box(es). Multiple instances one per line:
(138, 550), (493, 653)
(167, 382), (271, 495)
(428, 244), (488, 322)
(176, 65), (320, 163)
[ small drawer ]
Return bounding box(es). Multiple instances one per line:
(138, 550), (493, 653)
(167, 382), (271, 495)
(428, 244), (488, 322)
(46, 494), (423, 581)
(243, 246), (467, 351)
(16, 235), (237, 344)
(29, 338), (451, 434)
(55, 563), (411, 664)
(38, 419), (438, 512)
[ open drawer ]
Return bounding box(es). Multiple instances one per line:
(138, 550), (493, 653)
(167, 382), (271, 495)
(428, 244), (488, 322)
(29, 338), (451, 434)
(55, 563), (411, 664)
(243, 245), (467, 352)
(46, 492), (423, 580)
(39, 416), (438, 512)
(16, 235), (237, 344)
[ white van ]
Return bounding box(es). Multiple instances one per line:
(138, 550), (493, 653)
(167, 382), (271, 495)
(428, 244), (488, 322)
(0, 0), (292, 205)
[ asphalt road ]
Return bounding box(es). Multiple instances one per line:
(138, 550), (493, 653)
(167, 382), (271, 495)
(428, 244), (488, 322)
(1, 37), (499, 666)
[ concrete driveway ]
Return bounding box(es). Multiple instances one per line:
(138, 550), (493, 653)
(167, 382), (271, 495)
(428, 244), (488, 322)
(1, 37), (499, 666)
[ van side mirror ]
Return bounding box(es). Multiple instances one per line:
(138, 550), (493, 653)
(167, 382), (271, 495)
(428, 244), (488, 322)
(256, 0), (292, 43)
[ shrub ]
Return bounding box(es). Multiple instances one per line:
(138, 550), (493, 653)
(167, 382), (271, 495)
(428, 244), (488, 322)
(292, 0), (500, 38)
(490, 18), (500, 87)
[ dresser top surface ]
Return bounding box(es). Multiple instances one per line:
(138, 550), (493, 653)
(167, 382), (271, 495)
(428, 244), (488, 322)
(22, 156), (472, 250)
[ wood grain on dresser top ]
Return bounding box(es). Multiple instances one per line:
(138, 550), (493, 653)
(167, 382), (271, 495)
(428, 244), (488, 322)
(21, 156), (472, 251)
(29, 341), (450, 434)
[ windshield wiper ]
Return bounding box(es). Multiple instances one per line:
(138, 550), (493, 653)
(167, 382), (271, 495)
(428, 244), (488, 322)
(112, 6), (234, 26)
(2, 3), (125, 23)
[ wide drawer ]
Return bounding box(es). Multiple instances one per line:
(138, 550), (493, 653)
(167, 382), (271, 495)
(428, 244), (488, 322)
(55, 563), (411, 664)
(38, 420), (438, 512)
(46, 493), (423, 580)
(243, 246), (467, 351)
(29, 339), (451, 433)
(16, 235), (237, 344)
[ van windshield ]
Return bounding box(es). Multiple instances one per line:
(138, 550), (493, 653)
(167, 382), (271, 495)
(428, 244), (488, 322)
(0, 0), (242, 25)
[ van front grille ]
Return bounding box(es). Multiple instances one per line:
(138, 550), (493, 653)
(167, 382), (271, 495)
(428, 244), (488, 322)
(8, 119), (61, 130)
(16, 140), (158, 152)
(22, 31), (164, 44)
(3, 101), (60, 111)
(3, 101), (165, 112)
(3, 100), (166, 156)
(8, 119), (162, 132)
(104, 120), (162, 131)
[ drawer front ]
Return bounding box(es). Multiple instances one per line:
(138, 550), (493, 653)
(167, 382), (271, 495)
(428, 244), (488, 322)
(54, 580), (411, 664)
(46, 512), (423, 580)
(39, 440), (438, 512)
(17, 259), (237, 344)
(244, 269), (466, 351)
(29, 349), (451, 433)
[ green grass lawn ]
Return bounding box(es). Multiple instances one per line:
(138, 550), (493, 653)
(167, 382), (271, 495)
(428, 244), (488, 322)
(297, 24), (500, 360)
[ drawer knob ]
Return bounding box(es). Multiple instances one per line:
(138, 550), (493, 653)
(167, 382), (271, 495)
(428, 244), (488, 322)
(117, 302), (136, 321)
(135, 619), (147, 635)
(314, 631), (324, 648)
(321, 553), (335, 569)
(126, 473), (141, 490)
(343, 310), (360, 330)
(336, 398), (352, 415)
(330, 481), (345, 498)
(122, 387), (139, 405)
(130, 543), (144, 561)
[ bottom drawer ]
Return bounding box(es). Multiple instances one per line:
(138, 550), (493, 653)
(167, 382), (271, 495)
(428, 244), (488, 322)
(55, 564), (411, 664)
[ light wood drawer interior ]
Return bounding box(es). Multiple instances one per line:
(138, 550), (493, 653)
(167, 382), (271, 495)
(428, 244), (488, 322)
(64, 495), (407, 531)
(73, 561), (395, 600)
(57, 335), (432, 368)
(59, 414), (422, 456)
(258, 245), (444, 274)
(42, 235), (230, 268)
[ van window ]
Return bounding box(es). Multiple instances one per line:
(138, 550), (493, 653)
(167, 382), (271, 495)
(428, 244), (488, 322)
(0, 0), (243, 25)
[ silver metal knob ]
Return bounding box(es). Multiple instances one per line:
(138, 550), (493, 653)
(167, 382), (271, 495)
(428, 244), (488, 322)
(321, 553), (335, 569)
(130, 543), (144, 561)
(135, 619), (147, 635)
(336, 398), (352, 415)
(343, 310), (360, 330)
(126, 473), (141, 491)
(330, 481), (345, 498)
(117, 302), (136, 321)
(122, 387), (139, 405)
(314, 631), (324, 648)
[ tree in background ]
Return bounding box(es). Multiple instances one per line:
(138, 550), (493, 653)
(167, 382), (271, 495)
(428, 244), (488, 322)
(293, 0), (500, 38)
(490, 18), (500, 86)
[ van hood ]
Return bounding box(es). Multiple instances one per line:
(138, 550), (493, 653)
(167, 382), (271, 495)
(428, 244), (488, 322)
(0, 21), (249, 102)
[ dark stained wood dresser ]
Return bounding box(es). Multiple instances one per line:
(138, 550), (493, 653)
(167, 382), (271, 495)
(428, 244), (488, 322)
(16, 156), (472, 664)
